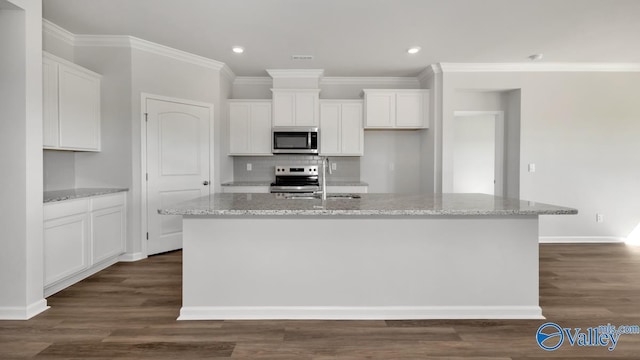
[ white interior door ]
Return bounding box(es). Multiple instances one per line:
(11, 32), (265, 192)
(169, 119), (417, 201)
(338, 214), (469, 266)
(146, 98), (212, 255)
(452, 112), (504, 195)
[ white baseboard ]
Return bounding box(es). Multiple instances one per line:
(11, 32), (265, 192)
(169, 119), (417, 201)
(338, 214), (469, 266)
(118, 252), (147, 262)
(178, 305), (544, 320)
(0, 299), (49, 320)
(539, 236), (625, 244)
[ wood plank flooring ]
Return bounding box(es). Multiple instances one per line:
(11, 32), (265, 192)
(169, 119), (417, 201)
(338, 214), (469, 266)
(1, 244), (639, 359)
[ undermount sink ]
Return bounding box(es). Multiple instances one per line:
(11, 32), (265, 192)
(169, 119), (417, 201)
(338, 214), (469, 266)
(283, 193), (361, 200)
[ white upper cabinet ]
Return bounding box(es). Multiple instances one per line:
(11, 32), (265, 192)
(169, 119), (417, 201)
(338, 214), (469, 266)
(229, 100), (272, 156)
(272, 89), (320, 127)
(363, 89), (429, 129)
(43, 52), (102, 151)
(320, 100), (364, 156)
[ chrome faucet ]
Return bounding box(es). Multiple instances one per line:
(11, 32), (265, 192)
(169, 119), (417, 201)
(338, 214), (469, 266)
(320, 156), (332, 200)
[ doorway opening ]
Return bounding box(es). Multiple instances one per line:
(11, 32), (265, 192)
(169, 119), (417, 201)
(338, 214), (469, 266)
(452, 111), (504, 196)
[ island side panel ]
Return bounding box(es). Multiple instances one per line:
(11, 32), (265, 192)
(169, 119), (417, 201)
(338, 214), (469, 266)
(180, 215), (541, 320)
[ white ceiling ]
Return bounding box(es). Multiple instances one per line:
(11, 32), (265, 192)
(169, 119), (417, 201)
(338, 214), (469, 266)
(43, 0), (640, 77)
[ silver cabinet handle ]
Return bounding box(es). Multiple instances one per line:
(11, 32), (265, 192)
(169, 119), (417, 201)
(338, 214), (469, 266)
(203, 181), (210, 186)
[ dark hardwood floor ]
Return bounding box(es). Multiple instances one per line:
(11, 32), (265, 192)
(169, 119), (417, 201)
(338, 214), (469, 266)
(1, 244), (639, 359)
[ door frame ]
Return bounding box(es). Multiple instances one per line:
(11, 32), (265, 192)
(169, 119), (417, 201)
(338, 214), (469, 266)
(451, 110), (505, 196)
(140, 93), (214, 257)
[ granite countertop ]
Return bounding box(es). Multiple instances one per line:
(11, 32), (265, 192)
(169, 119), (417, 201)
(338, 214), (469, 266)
(158, 193), (577, 217)
(221, 181), (272, 186)
(44, 188), (128, 203)
(221, 181), (369, 187)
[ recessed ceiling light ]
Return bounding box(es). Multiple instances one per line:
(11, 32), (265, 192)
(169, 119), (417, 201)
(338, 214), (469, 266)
(407, 46), (421, 55)
(232, 46), (244, 54)
(528, 53), (543, 61)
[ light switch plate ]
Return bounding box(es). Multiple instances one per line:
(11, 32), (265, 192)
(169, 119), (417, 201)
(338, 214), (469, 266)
(528, 163), (536, 173)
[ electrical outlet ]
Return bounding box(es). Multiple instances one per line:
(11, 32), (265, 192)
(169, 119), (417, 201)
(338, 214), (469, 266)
(389, 162), (395, 171)
(596, 213), (604, 223)
(246, 163), (252, 171)
(331, 163), (337, 171)
(528, 163), (536, 173)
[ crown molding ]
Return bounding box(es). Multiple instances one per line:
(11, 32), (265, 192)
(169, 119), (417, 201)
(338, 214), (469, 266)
(42, 19), (75, 46)
(266, 69), (325, 79)
(417, 64), (442, 83)
(233, 76), (421, 87)
(439, 62), (640, 72)
(234, 76), (272, 86)
(321, 77), (420, 87)
(43, 20), (233, 75)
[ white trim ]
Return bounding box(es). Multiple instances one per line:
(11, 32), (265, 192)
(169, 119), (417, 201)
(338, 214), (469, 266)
(0, 299), (49, 320)
(43, 51), (102, 78)
(178, 305), (544, 320)
(266, 69), (325, 78)
(118, 252), (147, 262)
(43, 20), (234, 75)
(439, 62), (640, 73)
(417, 64), (442, 83)
(233, 76), (272, 86)
(233, 76), (421, 87)
(42, 19), (75, 46)
(321, 77), (420, 86)
(140, 93), (215, 257)
(539, 236), (625, 243)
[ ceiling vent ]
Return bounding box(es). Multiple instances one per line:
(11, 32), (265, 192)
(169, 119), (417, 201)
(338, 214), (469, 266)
(291, 55), (314, 60)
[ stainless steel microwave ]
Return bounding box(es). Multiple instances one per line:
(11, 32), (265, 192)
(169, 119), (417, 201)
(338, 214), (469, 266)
(272, 127), (319, 154)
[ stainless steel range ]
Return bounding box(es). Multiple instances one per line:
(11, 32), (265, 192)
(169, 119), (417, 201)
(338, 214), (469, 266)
(269, 165), (320, 193)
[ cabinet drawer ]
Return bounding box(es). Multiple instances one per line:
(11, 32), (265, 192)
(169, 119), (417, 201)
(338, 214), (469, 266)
(91, 192), (126, 211)
(44, 198), (89, 221)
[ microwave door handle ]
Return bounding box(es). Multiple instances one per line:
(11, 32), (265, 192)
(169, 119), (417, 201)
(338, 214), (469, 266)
(307, 133), (311, 149)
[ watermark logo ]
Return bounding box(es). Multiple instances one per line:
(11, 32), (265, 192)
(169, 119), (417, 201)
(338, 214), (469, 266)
(536, 322), (640, 351)
(536, 322), (564, 351)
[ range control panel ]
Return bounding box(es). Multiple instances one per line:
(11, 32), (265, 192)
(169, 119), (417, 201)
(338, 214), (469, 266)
(275, 165), (318, 176)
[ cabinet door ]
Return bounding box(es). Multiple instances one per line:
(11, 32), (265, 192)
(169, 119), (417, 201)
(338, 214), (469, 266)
(44, 213), (90, 286)
(320, 103), (341, 155)
(43, 58), (59, 148)
(340, 103), (364, 155)
(295, 92), (318, 126)
(272, 92), (295, 126)
(250, 103), (272, 154)
(229, 102), (251, 154)
(365, 92), (395, 128)
(396, 92), (424, 128)
(58, 63), (101, 150)
(92, 206), (125, 264)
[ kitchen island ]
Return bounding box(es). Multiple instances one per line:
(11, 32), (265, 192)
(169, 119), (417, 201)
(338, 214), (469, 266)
(159, 193), (576, 320)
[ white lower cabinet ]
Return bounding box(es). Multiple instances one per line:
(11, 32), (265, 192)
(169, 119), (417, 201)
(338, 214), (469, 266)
(44, 192), (126, 297)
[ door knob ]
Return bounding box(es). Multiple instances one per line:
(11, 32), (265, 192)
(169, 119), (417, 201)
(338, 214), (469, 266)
(203, 181), (210, 186)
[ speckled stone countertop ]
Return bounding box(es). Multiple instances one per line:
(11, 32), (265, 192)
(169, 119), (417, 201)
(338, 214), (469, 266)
(221, 181), (369, 187)
(221, 181), (272, 186)
(158, 193), (577, 217)
(44, 188), (128, 203)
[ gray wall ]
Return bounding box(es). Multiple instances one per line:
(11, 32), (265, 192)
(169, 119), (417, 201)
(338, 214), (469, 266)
(440, 71), (640, 240)
(43, 150), (75, 190)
